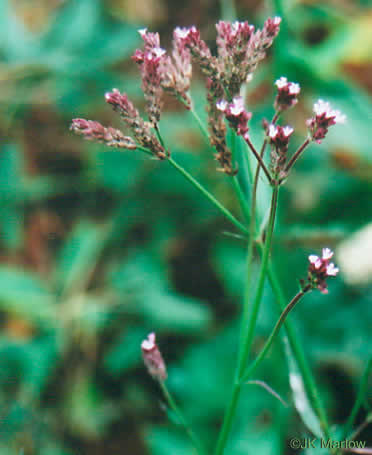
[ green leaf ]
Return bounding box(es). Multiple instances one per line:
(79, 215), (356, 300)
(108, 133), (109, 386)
(0, 267), (55, 325)
(53, 220), (105, 297)
(140, 289), (212, 333)
(285, 338), (324, 438)
(145, 427), (193, 455)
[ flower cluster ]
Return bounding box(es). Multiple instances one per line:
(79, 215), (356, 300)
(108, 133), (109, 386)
(307, 248), (339, 294)
(141, 332), (167, 382)
(70, 21), (345, 181)
(178, 18), (281, 174)
(133, 28), (193, 122)
(160, 28), (192, 107)
(307, 100), (346, 144)
(216, 96), (252, 137)
(132, 29), (167, 125)
(70, 119), (137, 150)
(274, 77), (300, 111)
(268, 124), (294, 178)
(105, 89), (167, 159)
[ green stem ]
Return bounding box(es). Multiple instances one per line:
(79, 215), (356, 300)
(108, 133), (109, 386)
(241, 284), (312, 383)
(160, 381), (205, 455)
(191, 105), (210, 144)
(230, 132), (251, 223)
(136, 145), (154, 156)
(167, 157), (248, 235)
(266, 259), (334, 445)
(232, 177), (250, 224)
(178, 94), (210, 144)
(343, 358), (372, 440)
(237, 186), (279, 376)
(214, 186), (279, 455)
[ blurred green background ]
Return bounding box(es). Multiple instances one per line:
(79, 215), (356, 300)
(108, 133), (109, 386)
(0, 0), (371, 453)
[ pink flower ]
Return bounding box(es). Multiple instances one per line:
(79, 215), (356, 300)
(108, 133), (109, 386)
(263, 16), (282, 37)
(268, 124), (294, 147)
(141, 333), (167, 381)
(159, 27), (193, 107)
(274, 77), (300, 111)
(217, 96), (252, 136)
(132, 29), (168, 125)
(308, 248), (339, 294)
(216, 20), (254, 60)
(307, 99), (346, 143)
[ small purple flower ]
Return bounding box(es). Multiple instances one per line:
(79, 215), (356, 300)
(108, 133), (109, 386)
(268, 124), (294, 148)
(141, 332), (167, 382)
(216, 20), (254, 60)
(307, 99), (346, 144)
(308, 248), (339, 294)
(217, 96), (252, 137)
(274, 77), (300, 111)
(263, 16), (282, 37)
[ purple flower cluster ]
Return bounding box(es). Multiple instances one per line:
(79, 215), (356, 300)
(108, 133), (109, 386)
(274, 77), (300, 111)
(105, 89), (167, 159)
(308, 248), (339, 294)
(70, 119), (137, 150)
(307, 100), (346, 143)
(216, 97), (252, 137)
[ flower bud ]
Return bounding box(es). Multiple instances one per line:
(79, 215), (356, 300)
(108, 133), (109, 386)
(141, 333), (167, 382)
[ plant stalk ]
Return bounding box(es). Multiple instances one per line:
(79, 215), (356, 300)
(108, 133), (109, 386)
(215, 185), (279, 455)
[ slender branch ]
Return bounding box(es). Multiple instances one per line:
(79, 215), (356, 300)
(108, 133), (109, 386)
(266, 258), (334, 444)
(136, 145), (154, 156)
(241, 284), (312, 383)
(284, 138), (310, 173)
(232, 176), (250, 223)
(249, 112), (280, 248)
(167, 157), (248, 235)
(237, 186), (279, 373)
(190, 104), (210, 144)
(230, 132), (251, 223)
(245, 380), (288, 407)
(349, 415), (372, 441)
(214, 186), (279, 455)
(244, 135), (272, 183)
(343, 358), (372, 440)
(160, 382), (206, 455)
(178, 94), (211, 144)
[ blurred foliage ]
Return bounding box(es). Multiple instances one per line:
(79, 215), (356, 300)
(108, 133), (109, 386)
(0, 0), (371, 454)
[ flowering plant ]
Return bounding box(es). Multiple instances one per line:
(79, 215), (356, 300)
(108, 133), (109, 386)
(69, 15), (369, 455)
